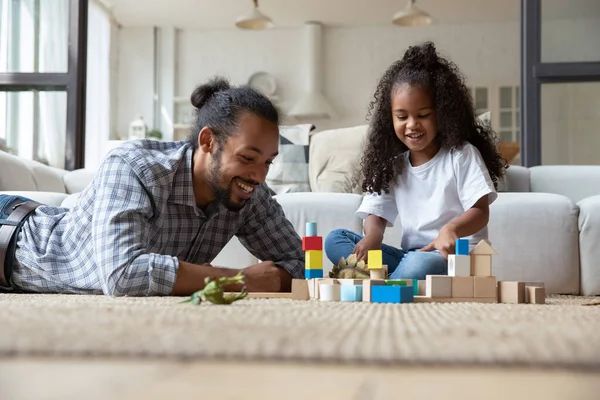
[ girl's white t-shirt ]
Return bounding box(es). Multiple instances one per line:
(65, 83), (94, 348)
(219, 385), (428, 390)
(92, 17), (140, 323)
(356, 142), (498, 250)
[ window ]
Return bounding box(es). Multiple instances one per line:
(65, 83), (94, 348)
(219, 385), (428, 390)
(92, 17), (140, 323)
(0, 0), (87, 170)
(498, 86), (520, 143)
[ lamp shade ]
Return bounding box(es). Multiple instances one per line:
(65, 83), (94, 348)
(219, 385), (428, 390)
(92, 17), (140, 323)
(236, 0), (274, 30)
(393, 0), (432, 27)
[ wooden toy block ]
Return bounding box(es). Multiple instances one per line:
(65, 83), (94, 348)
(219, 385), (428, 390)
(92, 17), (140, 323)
(340, 285), (363, 302)
(526, 286), (545, 304)
(455, 238), (469, 255)
(291, 279), (310, 300)
(498, 281), (525, 304)
(414, 296), (496, 303)
(302, 236), (323, 251)
(474, 276), (496, 298)
(367, 250), (383, 269)
(470, 239), (498, 255)
(305, 222), (317, 236)
(385, 279), (408, 286)
(305, 250), (323, 270)
(362, 279), (386, 302)
(417, 280), (426, 295)
(412, 279), (419, 295)
(370, 265), (387, 280)
(371, 285), (400, 303)
(338, 279), (364, 285)
(451, 276), (474, 298)
(448, 255), (471, 277)
(311, 278), (338, 299)
(426, 275), (452, 297)
(523, 282), (545, 303)
(399, 286), (414, 303)
(305, 269), (323, 279)
(471, 255), (492, 277)
(319, 283), (340, 301)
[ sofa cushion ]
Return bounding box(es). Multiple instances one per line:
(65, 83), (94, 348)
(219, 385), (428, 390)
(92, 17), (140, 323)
(577, 194), (600, 295)
(488, 192), (580, 294)
(63, 169), (97, 194)
(0, 151), (67, 193)
(530, 165), (600, 203)
(309, 125), (367, 193)
(499, 165), (530, 192)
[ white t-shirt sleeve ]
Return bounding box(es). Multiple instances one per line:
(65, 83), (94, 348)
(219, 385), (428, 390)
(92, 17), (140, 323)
(355, 190), (398, 227)
(454, 144), (498, 210)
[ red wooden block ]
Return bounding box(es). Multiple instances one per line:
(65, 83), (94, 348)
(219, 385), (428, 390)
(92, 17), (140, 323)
(302, 236), (323, 251)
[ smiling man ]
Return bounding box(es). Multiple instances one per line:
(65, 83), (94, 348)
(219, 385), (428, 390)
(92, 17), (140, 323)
(0, 77), (305, 296)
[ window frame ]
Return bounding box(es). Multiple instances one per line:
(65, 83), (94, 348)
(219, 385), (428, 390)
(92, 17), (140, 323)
(0, 0), (88, 170)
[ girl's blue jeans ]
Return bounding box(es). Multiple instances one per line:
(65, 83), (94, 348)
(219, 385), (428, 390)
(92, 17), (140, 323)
(324, 228), (448, 280)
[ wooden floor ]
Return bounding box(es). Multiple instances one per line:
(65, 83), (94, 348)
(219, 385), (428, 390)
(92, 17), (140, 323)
(1, 358), (599, 400)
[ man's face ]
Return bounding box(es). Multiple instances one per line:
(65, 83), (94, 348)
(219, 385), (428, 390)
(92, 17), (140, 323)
(206, 112), (279, 211)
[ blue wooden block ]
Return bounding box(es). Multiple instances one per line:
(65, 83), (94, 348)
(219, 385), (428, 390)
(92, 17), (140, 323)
(306, 222), (317, 237)
(455, 238), (469, 255)
(340, 285), (363, 302)
(371, 285), (401, 303)
(399, 285), (414, 303)
(305, 269), (323, 279)
(412, 279), (419, 296)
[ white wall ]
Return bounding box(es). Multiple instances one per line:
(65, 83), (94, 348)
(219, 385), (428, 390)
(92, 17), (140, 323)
(116, 27), (154, 140)
(114, 18), (600, 164)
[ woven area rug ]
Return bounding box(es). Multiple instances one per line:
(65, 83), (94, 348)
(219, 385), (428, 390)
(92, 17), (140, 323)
(2, 294), (600, 369)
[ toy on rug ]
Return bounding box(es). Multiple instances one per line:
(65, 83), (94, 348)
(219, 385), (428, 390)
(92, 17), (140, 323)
(329, 253), (370, 279)
(182, 271), (248, 305)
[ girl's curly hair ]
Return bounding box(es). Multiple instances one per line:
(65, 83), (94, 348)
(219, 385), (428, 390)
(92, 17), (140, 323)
(359, 41), (506, 195)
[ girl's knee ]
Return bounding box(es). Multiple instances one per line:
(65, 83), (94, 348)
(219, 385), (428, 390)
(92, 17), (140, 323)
(394, 252), (448, 280)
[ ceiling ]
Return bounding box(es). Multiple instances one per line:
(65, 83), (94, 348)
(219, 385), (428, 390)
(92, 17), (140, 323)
(101, 0), (600, 28)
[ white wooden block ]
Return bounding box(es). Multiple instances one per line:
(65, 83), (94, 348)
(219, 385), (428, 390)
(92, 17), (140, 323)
(319, 283), (341, 301)
(448, 255), (471, 277)
(426, 275), (452, 297)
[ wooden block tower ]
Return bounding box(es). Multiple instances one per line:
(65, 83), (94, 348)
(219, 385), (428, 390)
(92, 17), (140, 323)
(303, 222), (323, 279)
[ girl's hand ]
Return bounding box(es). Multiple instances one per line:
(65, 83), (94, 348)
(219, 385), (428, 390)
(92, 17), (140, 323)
(353, 234), (383, 262)
(418, 225), (459, 260)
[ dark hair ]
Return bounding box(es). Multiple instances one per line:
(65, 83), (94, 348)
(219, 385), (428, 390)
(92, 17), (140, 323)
(359, 41), (505, 195)
(188, 76), (280, 149)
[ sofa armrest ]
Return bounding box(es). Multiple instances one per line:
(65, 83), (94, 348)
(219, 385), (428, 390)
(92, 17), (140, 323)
(488, 193), (580, 294)
(577, 195), (600, 295)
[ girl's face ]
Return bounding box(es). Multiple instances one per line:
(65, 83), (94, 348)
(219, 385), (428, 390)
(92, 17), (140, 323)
(391, 83), (439, 166)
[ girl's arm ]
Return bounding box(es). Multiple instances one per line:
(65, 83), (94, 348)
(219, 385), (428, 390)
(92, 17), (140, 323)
(443, 196), (490, 238)
(364, 214), (387, 241)
(419, 195), (490, 259)
(353, 214), (388, 261)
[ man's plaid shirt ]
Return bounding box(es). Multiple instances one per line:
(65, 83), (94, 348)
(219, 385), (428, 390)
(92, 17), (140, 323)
(12, 140), (305, 295)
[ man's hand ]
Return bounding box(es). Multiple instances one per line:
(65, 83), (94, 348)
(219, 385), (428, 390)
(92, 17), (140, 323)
(418, 225), (459, 260)
(353, 234), (383, 262)
(242, 261), (292, 292)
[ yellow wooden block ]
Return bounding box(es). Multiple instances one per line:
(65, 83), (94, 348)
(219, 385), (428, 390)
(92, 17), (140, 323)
(368, 250), (383, 269)
(305, 250), (323, 270)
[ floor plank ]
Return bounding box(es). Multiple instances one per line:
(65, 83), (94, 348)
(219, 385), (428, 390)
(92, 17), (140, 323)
(1, 357), (599, 400)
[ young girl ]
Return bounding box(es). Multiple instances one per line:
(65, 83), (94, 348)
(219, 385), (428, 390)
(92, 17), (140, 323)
(324, 41), (505, 280)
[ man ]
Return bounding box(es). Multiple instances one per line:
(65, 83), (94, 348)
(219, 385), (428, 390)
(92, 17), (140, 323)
(0, 77), (304, 296)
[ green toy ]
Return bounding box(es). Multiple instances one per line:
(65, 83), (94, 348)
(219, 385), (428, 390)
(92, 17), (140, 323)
(181, 271), (248, 305)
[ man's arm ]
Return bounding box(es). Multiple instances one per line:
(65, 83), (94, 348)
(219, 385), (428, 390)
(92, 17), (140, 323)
(236, 187), (304, 292)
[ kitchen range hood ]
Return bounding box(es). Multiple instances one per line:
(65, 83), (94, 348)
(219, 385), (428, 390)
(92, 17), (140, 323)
(288, 21), (336, 120)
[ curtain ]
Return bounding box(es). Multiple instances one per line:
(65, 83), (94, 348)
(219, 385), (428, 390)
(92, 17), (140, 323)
(84, 0), (111, 169)
(38, 0), (68, 168)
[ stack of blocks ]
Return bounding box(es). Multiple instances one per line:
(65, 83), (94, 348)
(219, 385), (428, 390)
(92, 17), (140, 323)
(289, 230), (546, 305)
(421, 239), (497, 302)
(303, 222), (323, 279)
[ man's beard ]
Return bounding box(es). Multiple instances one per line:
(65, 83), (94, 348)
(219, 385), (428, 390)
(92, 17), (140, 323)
(207, 151), (246, 212)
